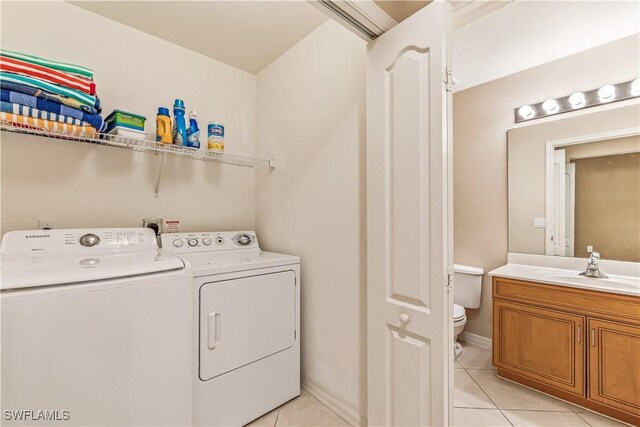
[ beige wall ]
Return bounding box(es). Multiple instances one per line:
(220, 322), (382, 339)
(1, 1), (256, 234)
(573, 153), (640, 261)
(507, 106), (640, 255)
(256, 21), (367, 418)
(454, 34), (640, 339)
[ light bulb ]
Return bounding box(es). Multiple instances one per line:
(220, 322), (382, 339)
(542, 99), (559, 114)
(631, 78), (640, 96)
(569, 92), (586, 108)
(518, 105), (534, 119)
(598, 84), (616, 102)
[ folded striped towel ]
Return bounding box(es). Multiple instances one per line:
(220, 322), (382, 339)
(1, 89), (106, 131)
(1, 49), (93, 79)
(0, 72), (97, 109)
(1, 111), (97, 137)
(0, 79), (101, 114)
(1, 101), (92, 127)
(1, 55), (95, 95)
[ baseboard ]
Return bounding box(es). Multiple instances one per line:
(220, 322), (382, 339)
(460, 331), (492, 349)
(301, 378), (365, 426)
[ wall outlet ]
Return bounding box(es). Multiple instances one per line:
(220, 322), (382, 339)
(587, 245), (594, 253)
(38, 218), (56, 230)
(142, 218), (163, 236)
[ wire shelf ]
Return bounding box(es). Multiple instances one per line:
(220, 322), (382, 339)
(0, 120), (273, 169)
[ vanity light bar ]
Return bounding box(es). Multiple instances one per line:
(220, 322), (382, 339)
(515, 78), (640, 123)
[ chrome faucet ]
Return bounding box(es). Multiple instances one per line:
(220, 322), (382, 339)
(580, 251), (608, 279)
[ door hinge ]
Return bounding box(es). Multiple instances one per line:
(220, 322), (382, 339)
(444, 67), (454, 92)
(446, 271), (453, 293)
(294, 329), (297, 340)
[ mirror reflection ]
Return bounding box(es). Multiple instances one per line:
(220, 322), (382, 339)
(508, 105), (640, 262)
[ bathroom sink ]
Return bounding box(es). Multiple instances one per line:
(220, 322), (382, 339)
(538, 272), (640, 293)
(490, 263), (640, 296)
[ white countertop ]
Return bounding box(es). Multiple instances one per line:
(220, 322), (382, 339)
(490, 263), (640, 297)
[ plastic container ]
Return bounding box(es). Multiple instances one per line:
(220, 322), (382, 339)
(156, 107), (172, 144)
(207, 121), (224, 151)
(104, 109), (146, 132)
(186, 110), (200, 148)
(108, 126), (147, 140)
(172, 99), (188, 146)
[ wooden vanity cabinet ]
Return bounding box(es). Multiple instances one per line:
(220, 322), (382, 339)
(493, 276), (640, 426)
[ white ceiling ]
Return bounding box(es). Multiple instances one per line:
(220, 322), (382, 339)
(69, 1), (328, 74)
(453, 0), (640, 91)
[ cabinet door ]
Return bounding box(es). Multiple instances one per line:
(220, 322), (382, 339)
(588, 318), (640, 416)
(494, 300), (585, 395)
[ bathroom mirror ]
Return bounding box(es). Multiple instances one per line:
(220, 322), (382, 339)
(507, 104), (640, 262)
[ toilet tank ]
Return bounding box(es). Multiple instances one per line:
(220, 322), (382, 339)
(453, 264), (484, 309)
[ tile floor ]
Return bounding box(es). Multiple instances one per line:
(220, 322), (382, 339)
(453, 342), (629, 427)
(247, 341), (629, 427)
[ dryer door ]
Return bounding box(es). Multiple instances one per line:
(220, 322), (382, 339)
(199, 270), (296, 380)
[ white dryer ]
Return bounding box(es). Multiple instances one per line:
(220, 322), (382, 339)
(161, 231), (300, 427)
(1, 228), (193, 426)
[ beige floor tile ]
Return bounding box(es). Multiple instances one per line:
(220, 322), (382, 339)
(276, 392), (349, 427)
(455, 369), (496, 409)
(455, 359), (463, 368)
(454, 408), (511, 426)
(245, 408), (279, 427)
(458, 343), (494, 370)
(502, 410), (589, 426)
(577, 411), (630, 427)
(467, 370), (573, 411)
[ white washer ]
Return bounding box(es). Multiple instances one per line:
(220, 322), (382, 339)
(161, 231), (300, 427)
(1, 228), (193, 426)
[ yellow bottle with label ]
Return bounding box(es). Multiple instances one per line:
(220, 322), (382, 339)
(156, 107), (172, 144)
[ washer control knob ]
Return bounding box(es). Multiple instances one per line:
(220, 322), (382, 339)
(173, 239), (184, 248)
(79, 234), (100, 247)
(188, 238), (199, 247)
(235, 233), (252, 246)
(203, 238), (212, 246)
(215, 237), (224, 245)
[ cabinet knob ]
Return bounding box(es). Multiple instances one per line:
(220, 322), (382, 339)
(400, 314), (410, 324)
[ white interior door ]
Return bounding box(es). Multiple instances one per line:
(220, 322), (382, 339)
(366, 2), (452, 426)
(566, 162), (576, 257)
(551, 149), (567, 256)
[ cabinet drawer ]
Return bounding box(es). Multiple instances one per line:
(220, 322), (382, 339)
(493, 277), (640, 326)
(494, 300), (585, 396)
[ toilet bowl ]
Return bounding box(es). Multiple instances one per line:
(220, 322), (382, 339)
(452, 264), (483, 359)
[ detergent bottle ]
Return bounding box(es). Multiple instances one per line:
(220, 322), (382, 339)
(155, 107), (172, 144)
(172, 99), (188, 146)
(186, 110), (200, 149)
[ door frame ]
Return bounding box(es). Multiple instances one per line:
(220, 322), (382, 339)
(544, 127), (640, 255)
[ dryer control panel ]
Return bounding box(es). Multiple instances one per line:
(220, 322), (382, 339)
(161, 231), (259, 253)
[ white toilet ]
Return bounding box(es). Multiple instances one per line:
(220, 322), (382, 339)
(453, 264), (484, 359)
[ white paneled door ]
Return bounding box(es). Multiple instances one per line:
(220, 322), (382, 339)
(366, 1), (452, 426)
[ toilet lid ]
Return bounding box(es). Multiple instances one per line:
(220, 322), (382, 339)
(453, 304), (466, 321)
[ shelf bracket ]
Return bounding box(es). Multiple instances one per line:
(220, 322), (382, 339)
(154, 152), (166, 198)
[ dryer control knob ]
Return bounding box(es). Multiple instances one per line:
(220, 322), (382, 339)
(173, 239), (184, 248)
(235, 233), (252, 246)
(203, 238), (212, 246)
(79, 234), (100, 247)
(188, 238), (199, 247)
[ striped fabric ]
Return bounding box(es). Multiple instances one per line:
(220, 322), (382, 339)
(1, 56), (95, 95)
(1, 101), (84, 126)
(0, 72), (96, 108)
(1, 111), (96, 136)
(1, 49), (93, 79)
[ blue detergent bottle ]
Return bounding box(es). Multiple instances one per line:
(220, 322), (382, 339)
(186, 110), (200, 148)
(172, 99), (188, 145)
